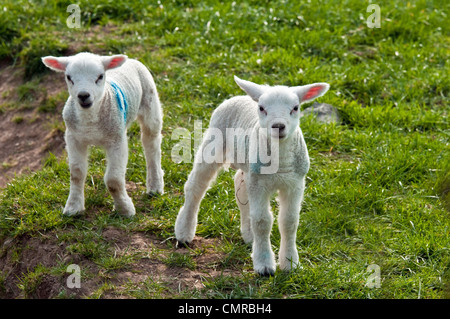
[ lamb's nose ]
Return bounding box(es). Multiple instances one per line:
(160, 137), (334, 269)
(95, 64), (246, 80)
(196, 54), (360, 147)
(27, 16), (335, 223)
(272, 123), (286, 132)
(78, 92), (90, 102)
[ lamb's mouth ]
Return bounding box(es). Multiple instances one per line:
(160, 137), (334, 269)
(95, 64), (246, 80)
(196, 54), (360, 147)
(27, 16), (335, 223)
(79, 102), (92, 108)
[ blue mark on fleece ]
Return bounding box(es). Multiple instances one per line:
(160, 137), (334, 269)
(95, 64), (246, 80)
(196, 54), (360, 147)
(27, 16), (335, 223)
(109, 80), (128, 126)
(250, 159), (262, 174)
(250, 154), (274, 175)
(249, 137), (268, 174)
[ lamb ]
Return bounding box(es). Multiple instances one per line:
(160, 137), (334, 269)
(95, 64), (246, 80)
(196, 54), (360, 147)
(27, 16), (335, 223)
(42, 52), (164, 217)
(175, 76), (329, 275)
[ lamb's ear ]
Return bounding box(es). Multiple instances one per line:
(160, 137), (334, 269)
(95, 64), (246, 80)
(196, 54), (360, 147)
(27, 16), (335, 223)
(291, 83), (330, 104)
(234, 76), (265, 102)
(101, 55), (128, 70)
(42, 56), (70, 72)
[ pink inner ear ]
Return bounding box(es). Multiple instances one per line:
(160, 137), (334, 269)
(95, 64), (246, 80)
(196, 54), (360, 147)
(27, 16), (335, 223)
(46, 59), (64, 70)
(302, 86), (323, 101)
(108, 57), (125, 69)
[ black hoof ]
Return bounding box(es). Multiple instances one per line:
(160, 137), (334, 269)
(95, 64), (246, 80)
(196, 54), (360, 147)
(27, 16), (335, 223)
(147, 191), (161, 199)
(257, 268), (275, 277)
(176, 240), (190, 248)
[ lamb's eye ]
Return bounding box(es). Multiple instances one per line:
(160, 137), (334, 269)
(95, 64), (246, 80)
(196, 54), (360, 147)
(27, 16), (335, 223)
(293, 105), (299, 111)
(259, 105), (267, 115)
(66, 75), (73, 83)
(96, 74), (104, 84)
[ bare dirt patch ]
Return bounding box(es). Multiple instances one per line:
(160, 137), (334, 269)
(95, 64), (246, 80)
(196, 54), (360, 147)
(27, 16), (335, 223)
(99, 227), (239, 298)
(0, 63), (66, 188)
(0, 234), (99, 298)
(0, 227), (240, 299)
(0, 109), (65, 188)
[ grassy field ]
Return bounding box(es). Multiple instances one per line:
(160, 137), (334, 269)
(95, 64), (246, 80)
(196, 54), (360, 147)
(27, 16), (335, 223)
(0, 0), (449, 299)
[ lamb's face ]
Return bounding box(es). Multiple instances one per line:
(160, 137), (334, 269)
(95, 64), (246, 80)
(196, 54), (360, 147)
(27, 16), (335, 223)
(234, 76), (330, 140)
(42, 52), (128, 110)
(257, 87), (300, 139)
(64, 55), (106, 109)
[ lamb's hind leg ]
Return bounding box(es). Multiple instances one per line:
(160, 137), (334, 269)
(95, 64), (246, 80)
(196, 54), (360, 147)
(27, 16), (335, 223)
(138, 95), (164, 195)
(105, 139), (135, 217)
(234, 170), (252, 244)
(175, 159), (222, 246)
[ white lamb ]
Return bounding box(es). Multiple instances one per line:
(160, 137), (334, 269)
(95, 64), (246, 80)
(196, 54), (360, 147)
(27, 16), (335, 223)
(42, 52), (164, 217)
(175, 76), (329, 275)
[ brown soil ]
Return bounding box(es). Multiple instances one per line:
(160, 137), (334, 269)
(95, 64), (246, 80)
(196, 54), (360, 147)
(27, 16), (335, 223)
(100, 229), (237, 299)
(0, 63), (66, 188)
(0, 228), (239, 299)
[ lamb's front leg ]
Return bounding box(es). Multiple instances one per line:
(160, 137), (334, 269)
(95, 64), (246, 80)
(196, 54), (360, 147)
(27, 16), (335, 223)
(64, 135), (88, 216)
(105, 139), (135, 217)
(248, 178), (275, 276)
(278, 178), (305, 271)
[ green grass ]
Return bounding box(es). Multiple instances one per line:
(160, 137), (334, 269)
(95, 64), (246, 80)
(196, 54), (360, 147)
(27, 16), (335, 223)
(0, 0), (449, 299)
